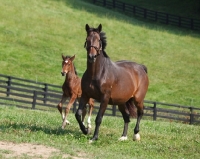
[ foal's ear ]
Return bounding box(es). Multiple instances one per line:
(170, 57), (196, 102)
(98, 24), (102, 32)
(70, 55), (75, 62)
(62, 54), (65, 60)
(85, 24), (90, 32)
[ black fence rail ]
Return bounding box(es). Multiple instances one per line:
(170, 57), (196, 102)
(0, 74), (199, 124)
(92, 0), (200, 31)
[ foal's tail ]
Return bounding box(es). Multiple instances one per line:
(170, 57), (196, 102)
(126, 99), (137, 118)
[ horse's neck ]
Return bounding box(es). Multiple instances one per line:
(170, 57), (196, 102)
(87, 53), (107, 80)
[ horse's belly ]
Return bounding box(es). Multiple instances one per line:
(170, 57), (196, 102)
(109, 86), (134, 105)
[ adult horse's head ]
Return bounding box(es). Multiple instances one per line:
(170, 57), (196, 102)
(61, 55), (75, 76)
(84, 24), (107, 63)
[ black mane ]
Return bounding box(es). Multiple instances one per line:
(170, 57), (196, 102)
(100, 32), (109, 58)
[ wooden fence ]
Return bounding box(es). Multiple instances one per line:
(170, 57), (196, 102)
(0, 74), (199, 124)
(92, 0), (200, 31)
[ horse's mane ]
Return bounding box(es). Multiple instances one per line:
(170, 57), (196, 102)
(65, 56), (78, 75)
(100, 32), (109, 58)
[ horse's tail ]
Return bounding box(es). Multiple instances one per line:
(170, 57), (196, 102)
(126, 99), (137, 118)
(141, 64), (148, 73)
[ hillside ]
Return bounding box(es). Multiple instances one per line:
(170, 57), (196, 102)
(0, 0), (200, 107)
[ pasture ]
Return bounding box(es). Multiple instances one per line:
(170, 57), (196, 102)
(0, 0), (200, 158)
(0, 0), (200, 107)
(0, 106), (199, 159)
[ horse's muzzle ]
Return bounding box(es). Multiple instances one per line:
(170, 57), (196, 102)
(88, 54), (97, 63)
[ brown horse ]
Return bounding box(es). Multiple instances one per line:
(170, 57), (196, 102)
(57, 55), (94, 130)
(75, 24), (149, 142)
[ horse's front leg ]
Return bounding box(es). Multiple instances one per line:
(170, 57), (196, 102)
(90, 96), (109, 142)
(75, 96), (89, 135)
(62, 95), (76, 129)
(57, 94), (67, 124)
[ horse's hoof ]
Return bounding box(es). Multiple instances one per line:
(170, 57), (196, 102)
(133, 133), (140, 141)
(89, 137), (97, 143)
(66, 120), (70, 125)
(118, 136), (128, 141)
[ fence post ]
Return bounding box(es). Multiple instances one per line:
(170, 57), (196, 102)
(103, 0), (106, 6)
(132, 6), (135, 14)
(166, 14), (169, 24)
(112, 105), (116, 116)
(112, 0), (115, 8)
(122, 3), (125, 12)
(189, 107), (194, 124)
(155, 11), (157, 21)
(144, 9), (147, 18)
(178, 16), (181, 27)
(191, 19), (194, 30)
(6, 76), (12, 97)
(153, 102), (157, 120)
(32, 91), (37, 109)
(44, 84), (48, 104)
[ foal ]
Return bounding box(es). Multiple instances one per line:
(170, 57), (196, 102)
(57, 55), (94, 130)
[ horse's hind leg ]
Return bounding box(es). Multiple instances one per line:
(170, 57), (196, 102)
(133, 100), (144, 141)
(118, 104), (130, 141)
(57, 94), (67, 123)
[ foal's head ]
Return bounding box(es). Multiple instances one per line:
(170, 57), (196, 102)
(61, 55), (75, 76)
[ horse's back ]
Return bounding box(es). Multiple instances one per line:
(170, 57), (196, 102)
(115, 60), (148, 76)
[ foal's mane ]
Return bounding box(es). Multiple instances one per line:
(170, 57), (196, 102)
(65, 56), (78, 75)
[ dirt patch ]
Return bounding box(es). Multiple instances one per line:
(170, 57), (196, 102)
(0, 141), (85, 159)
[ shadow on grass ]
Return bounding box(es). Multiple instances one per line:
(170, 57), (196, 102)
(50, 0), (200, 37)
(0, 122), (91, 140)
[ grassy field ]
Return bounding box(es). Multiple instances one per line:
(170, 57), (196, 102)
(0, 106), (199, 159)
(0, 0), (200, 108)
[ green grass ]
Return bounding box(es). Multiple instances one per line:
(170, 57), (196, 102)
(0, 106), (199, 159)
(0, 0), (200, 107)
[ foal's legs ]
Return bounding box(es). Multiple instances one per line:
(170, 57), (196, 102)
(62, 94), (77, 129)
(57, 93), (68, 123)
(87, 99), (94, 130)
(118, 104), (130, 141)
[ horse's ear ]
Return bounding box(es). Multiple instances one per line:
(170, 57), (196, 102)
(70, 55), (75, 62)
(98, 24), (102, 32)
(62, 54), (65, 60)
(85, 24), (90, 32)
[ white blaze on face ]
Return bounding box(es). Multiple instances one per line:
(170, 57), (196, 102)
(61, 60), (69, 74)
